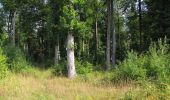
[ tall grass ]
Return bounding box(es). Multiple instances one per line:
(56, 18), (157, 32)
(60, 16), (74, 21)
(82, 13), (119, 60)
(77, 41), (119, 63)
(0, 70), (134, 100)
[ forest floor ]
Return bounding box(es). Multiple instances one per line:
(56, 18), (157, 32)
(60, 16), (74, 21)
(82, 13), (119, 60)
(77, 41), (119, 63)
(0, 69), (136, 100)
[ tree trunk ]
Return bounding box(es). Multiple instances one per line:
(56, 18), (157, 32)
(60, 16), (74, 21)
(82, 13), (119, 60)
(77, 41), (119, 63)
(54, 35), (60, 65)
(95, 15), (99, 64)
(117, 13), (120, 49)
(111, 0), (116, 67)
(8, 10), (16, 45)
(12, 11), (16, 45)
(67, 33), (76, 78)
(106, 0), (111, 70)
(138, 0), (142, 50)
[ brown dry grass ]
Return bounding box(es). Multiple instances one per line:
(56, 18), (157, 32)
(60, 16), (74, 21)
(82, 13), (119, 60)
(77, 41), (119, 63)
(0, 70), (135, 100)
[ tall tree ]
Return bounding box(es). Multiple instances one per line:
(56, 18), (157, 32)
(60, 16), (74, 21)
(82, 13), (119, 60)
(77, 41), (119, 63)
(111, 0), (116, 67)
(60, 0), (77, 78)
(106, 0), (111, 70)
(1, 0), (17, 45)
(138, 0), (142, 49)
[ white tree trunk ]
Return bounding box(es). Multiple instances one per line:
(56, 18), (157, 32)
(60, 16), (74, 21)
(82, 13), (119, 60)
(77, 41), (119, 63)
(54, 35), (60, 65)
(54, 45), (60, 65)
(67, 33), (76, 78)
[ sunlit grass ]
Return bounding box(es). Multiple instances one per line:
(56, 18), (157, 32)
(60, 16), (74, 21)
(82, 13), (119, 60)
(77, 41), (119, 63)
(1, 69), (169, 100)
(0, 69), (135, 100)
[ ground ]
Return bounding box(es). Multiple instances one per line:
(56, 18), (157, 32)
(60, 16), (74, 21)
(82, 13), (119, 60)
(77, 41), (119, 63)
(0, 69), (135, 100)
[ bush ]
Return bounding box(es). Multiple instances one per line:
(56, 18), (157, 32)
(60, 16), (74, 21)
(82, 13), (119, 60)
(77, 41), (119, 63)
(115, 39), (170, 83)
(116, 51), (147, 81)
(0, 47), (8, 79)
(76, 60), (93, 74)
(52, 61), (67, 76)
(4, 44), (32, 73)
(0, 33), (8, 46)
(146, 40), (170, 82)
(52, 60), (93, 76)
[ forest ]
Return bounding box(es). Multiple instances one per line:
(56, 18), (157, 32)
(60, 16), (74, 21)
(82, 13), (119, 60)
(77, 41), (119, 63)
(0, 0), (170, 99)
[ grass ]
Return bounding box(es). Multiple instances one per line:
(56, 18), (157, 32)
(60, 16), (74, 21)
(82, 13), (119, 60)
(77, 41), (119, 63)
(0, 69), (136, 100)
(1, 68), (169, 100)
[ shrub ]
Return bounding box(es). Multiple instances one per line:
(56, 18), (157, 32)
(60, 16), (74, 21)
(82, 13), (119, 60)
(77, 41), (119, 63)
(116, 51), (147, 81)
(115, 39), (170, 83)
(146, 40), (170, 82)
(76, 60), (93, 74)
(0, 47), (8, 79)
(52, 60), (93, 76)
(0, 33), (8, 46)
(4, 44), (32, 73)
(52, 61), (67, 76)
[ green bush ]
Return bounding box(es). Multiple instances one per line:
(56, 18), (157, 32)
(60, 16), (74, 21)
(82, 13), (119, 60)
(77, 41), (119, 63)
(52, 61), (67, 76)
(4, 44), (32, 73)
(146, 40), (170, 82)
(0, 33), (8, 46)
(52, 60), (93, 76)
(0, 47), (8, 79)
(115, 39), (170, 82)
(76, 60), (93, 74)
(116, 51), (147, 80)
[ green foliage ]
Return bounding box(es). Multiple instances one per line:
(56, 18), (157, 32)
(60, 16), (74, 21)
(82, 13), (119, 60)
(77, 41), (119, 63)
(52, 61), (67, 76)
(115, 39), (170, 83)
(0, 33), (8, 46)
(52, 60), (93, 76)
(120, 81), (170, 100)
(0, 47), (8, 79)
(146, 39), (170, 82)
(76, 60), (93, 74)
(4, 44), (32, 73)
(116, 51), (147, 80)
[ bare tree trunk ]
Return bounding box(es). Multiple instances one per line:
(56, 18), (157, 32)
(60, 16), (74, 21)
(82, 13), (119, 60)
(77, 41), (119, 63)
(95, 15), (99, 64)
(106, 0), (111, 70)
(111, 0), (116, 67)
(67, 33), (76, 78)
(138, 0), (142, 50)
(11, 11), (16, 45)
(54, 35), (60, 65)
(8, 11), (12, 43)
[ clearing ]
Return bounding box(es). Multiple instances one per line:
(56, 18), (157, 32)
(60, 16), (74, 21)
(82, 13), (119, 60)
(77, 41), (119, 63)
(0, 69), (134, 100)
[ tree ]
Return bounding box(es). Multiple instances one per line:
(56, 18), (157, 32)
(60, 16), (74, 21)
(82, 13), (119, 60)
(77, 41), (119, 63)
(60, 0), (77, 78)
(1, 0), (17, 45)
(106, 0), (111, 70)
(111, 0), (116, 67)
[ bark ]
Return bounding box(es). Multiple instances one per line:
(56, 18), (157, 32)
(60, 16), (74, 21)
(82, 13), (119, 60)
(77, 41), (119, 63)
(111, 0), (116, 67)
(117, 12), (121, 49)
(106, 0), (111, 70)
(12, 11), (16, 45)
(54, 35), (60, 65)
(138, 0), (142, 50)
(8, 10), (16, 45)
(95, 15), (99, 64)
(54, 45), (59, 64)
(67, 33), (76, 78)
